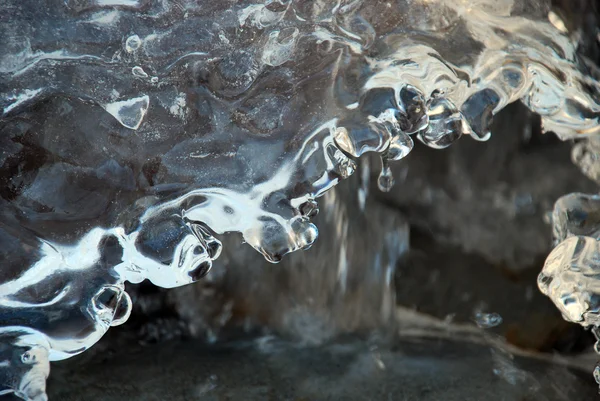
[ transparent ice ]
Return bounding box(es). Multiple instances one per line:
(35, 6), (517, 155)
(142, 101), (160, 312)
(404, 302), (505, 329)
(1, 0), (600, 399)
(539, 195), (600, 386)
(473, 311), (503, 329)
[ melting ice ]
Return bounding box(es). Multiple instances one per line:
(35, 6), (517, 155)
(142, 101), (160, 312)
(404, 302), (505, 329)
(1, 0), (600, 399)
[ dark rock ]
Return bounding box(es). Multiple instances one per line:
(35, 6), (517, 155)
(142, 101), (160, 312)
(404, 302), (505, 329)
(47, 338), (598, 401)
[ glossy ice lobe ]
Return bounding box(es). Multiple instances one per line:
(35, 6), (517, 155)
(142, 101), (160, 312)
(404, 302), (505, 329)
(539, 194), (600, 328)
(539, 236), (600, 327)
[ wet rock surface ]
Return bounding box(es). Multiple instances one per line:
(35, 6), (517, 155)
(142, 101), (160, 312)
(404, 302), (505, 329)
(47, 338), (598, 401)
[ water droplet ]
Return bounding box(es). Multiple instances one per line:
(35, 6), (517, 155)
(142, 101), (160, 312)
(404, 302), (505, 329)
(291, 217), (319, 250)
(125, 34), (141, 53)
(377, 164), (394, 192)
(473, 311), (503, 328)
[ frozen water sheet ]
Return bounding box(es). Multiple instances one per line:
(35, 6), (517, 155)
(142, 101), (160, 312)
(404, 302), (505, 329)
(1, 0), (600, 399)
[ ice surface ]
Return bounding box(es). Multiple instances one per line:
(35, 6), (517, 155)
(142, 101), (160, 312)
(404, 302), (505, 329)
(539, 236), (600, 327)
(1, 0), (600, 399)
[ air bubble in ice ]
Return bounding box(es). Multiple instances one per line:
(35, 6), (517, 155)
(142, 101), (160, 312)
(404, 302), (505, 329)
(261, 28), (299, 67)
(132, 66), (148, 78)
(125, 34), (141, 53)
(103, 95), (150, 130)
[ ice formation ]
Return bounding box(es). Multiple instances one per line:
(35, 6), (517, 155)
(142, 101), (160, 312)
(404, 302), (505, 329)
(1, 0), (600, 399)
(538, 193), (600, 389)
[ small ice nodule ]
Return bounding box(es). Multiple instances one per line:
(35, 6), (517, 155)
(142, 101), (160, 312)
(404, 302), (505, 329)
(473, 312), (503, 329)
(1, 0), (600, 399)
